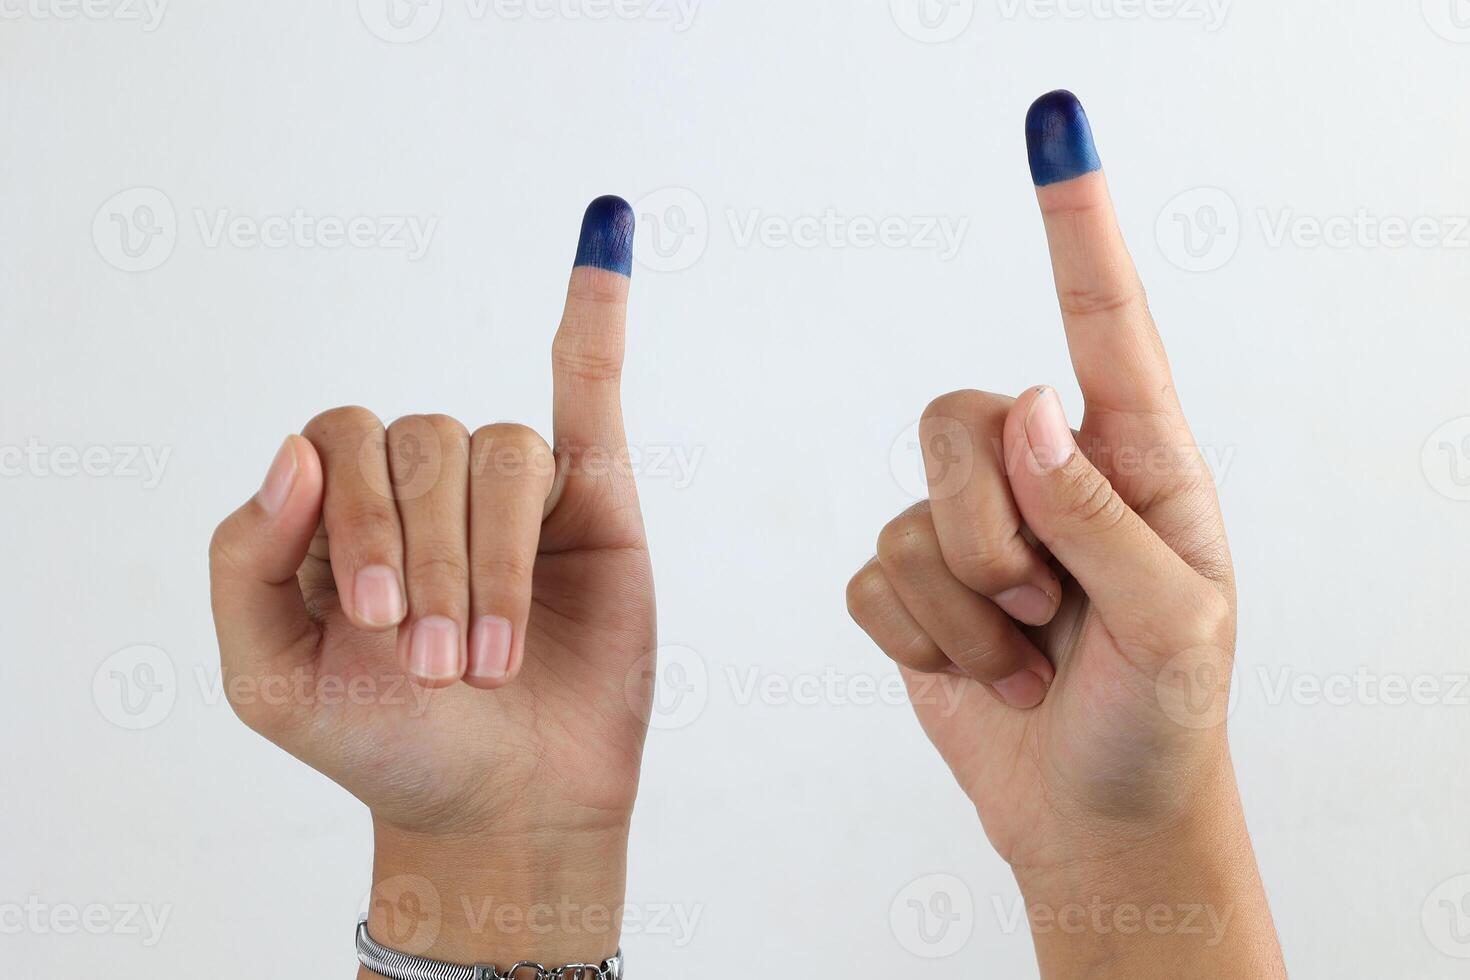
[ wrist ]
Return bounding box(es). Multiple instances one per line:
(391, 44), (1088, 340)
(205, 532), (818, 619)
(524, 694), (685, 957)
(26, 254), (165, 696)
(362, 818), (629, 973)
(1010, 775), (1284, 979)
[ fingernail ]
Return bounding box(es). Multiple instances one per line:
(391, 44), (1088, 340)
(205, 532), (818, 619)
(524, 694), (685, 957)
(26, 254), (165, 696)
(1025, 387), (1077, 473)
(354, 566), (405, 628)
(994, 585), (1056, 627)
(468, 616), (514, 680)
(573, 195), (635, 276)
(991, 668), (1051, 710)
(1025, 90), (1102, 187)
(255, 438), (297, 515)
(408, 616), (462, 682)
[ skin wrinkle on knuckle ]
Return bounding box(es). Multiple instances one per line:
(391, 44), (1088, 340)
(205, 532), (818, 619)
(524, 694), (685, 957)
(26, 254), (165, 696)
(1058, 461), (1128, 533)
(406, 551), (470, 587)
(952, 640), (1006, 678)
(473, 553), (535, 585)
(942, 534), (1029, 593)
(1057, 282), (1147, 319)
(332, 505), (400, 550)
(551, 339), (623, 383)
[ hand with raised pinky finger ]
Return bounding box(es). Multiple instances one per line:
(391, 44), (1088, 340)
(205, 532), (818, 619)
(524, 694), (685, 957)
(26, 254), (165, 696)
(846, 93), (1286, 978)
(208, 198), (652, 972)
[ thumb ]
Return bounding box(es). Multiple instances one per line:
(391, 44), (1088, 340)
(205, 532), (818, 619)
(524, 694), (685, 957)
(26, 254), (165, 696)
(208, 436), (324, 724)
(1003, 386), (1213, 646)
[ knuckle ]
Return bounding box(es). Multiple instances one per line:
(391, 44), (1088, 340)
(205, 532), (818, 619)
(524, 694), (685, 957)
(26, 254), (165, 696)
(876, 511), (936, 572)
(1188, 587), (1235, 647)
(943, 537), (1027, 593)
(473, 552), (535, 586)
(391, 413), (469, 449)
(332, 502), (400, 548)
(406, 546), (470, 584)
(1059, 464), (1129, 533)
(953, 642), (1016, 682)
(472, 422), (547, 454)
(226, 687), (279, 736)
(471, 424), (555, 488)
(845, 564), (887, 621)
(922, 388), (1007, 427)
(551, 334), (623, 384)
(888, 637), (946, 673)
(304, 405), (381, 441)
(1057, 280), (1148, 318)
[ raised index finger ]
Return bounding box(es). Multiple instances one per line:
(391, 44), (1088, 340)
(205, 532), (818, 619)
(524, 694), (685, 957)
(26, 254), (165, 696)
(1026, 90), (1177, 417)
(548, 196), (644, 548)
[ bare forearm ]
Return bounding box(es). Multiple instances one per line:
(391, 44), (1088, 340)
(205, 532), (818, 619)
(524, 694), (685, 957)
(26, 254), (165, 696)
(1016, 778), (1285, 980)
(356, 820), (629, 978)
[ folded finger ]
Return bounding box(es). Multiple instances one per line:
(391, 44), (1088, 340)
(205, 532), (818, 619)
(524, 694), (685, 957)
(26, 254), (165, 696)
(876, 504), (1054, 709)
(921, 389), (1060, 626)
(301, 407), (407, 632)
(466, 423), (556, 688)
(389, 415), (471, 687)
(846, 558), (949, 675)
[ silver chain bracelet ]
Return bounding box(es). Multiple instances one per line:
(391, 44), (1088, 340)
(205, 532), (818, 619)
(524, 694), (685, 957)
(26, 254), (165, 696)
(356, 917), (624, 980)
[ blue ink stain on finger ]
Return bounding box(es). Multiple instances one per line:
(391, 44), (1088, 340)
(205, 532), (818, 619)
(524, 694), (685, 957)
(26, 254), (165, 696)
(1026, 91), (1103, 187)
(574, 196), (635, 276)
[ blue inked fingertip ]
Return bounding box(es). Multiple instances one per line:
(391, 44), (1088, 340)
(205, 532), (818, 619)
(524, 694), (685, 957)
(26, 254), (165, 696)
(573, 195), (635, 277)
(1025, 90), (1103, 187)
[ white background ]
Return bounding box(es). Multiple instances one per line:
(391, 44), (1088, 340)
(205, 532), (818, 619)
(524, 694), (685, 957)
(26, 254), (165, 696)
(3, 1), (1469, 976)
